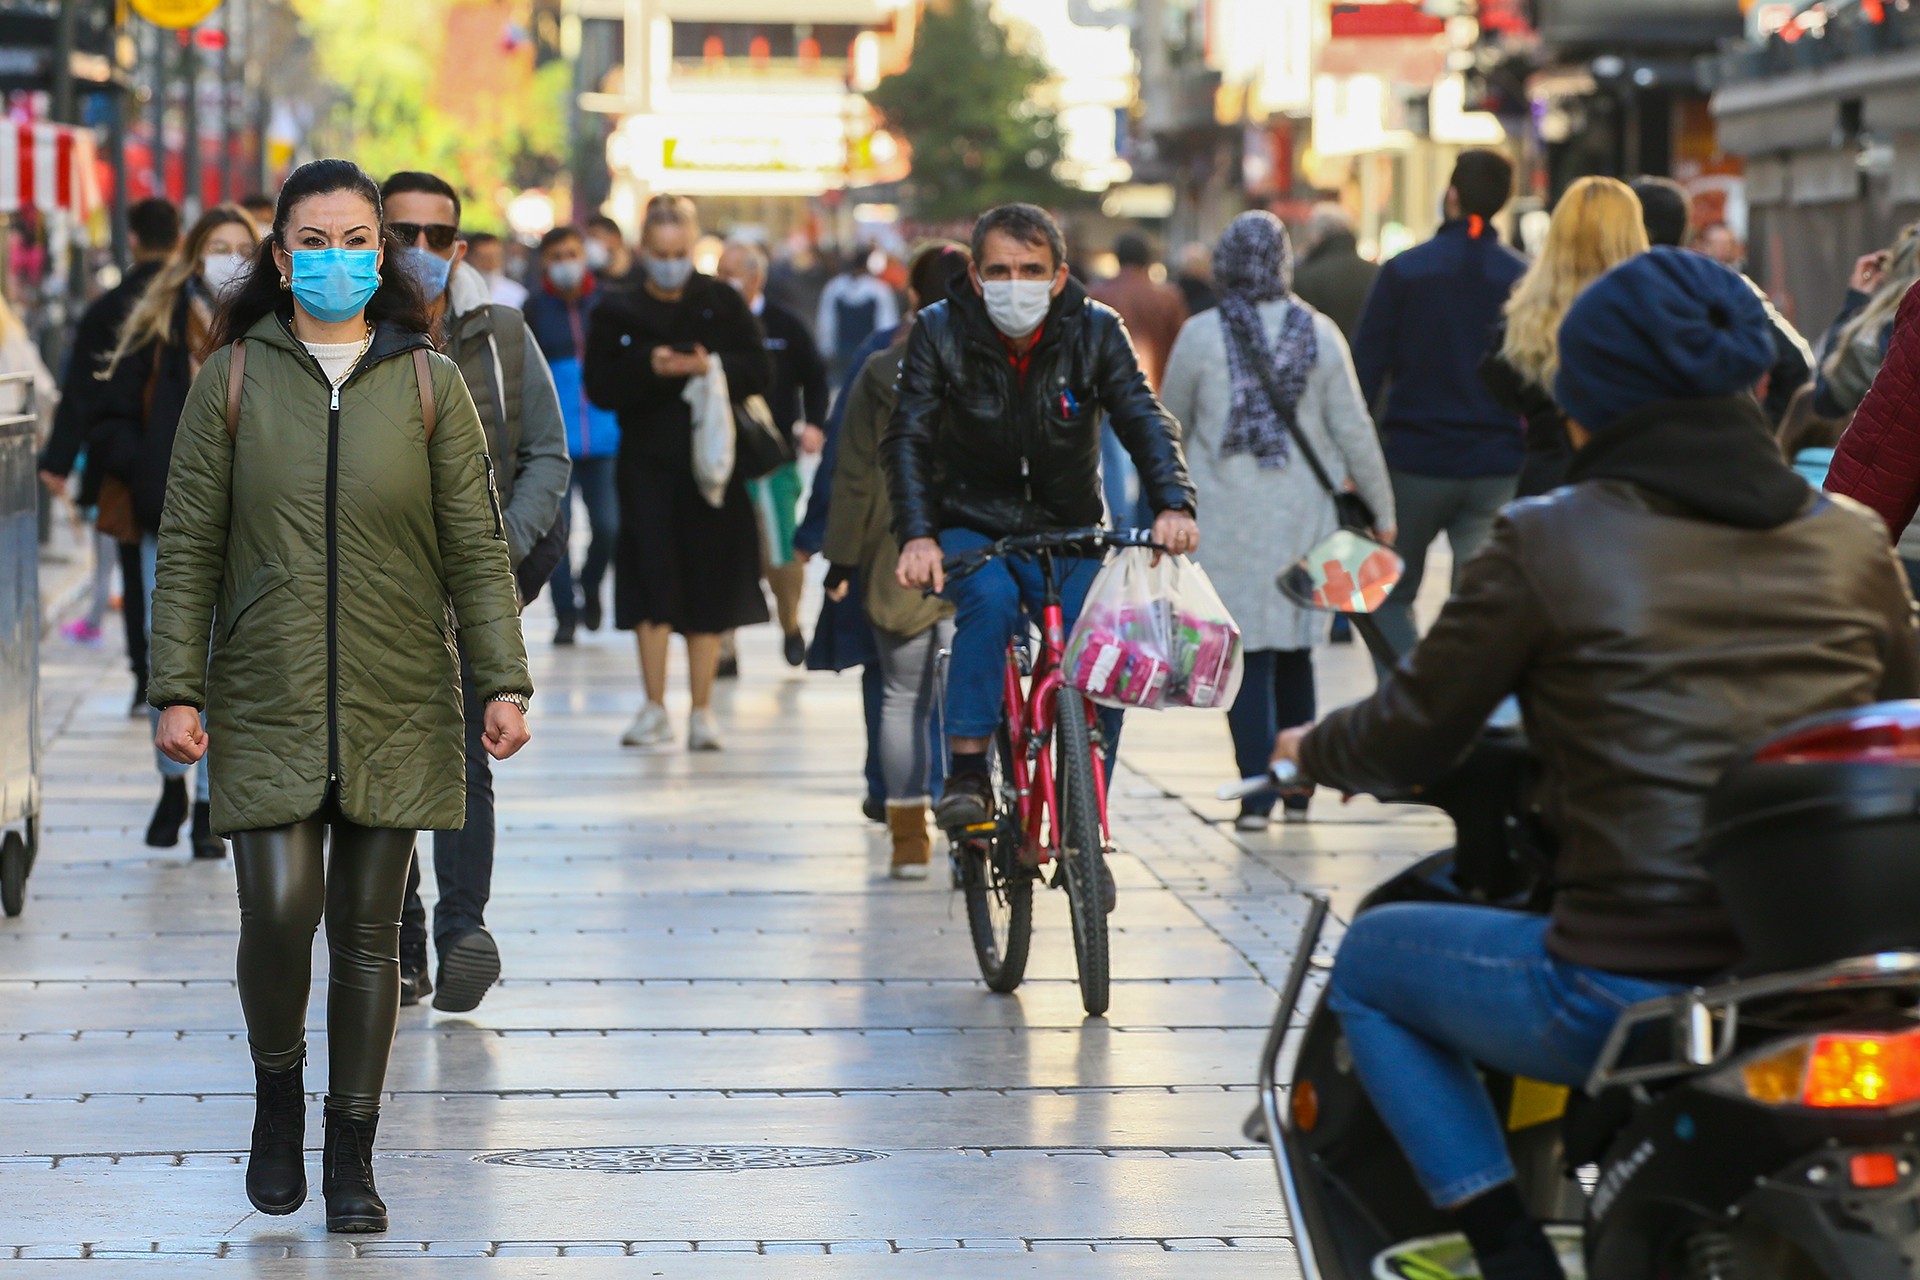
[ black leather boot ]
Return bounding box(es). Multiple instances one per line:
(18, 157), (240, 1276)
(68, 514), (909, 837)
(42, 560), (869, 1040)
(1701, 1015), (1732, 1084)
(245, 1060), (307, 1215)
(322, 1108), (388, 1233)
(190, 801), (225, 860)
(145, 777), (187, 848)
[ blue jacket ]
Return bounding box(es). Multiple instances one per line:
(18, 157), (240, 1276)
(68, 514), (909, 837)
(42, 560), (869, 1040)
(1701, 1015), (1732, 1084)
(526, 279), (622, 460)
(1352, 220), (1528, 478)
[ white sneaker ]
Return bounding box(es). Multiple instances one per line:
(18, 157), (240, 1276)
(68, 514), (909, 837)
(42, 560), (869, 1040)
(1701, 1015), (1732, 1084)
(890, 862), (930, 881)
(621, 703), (673, 747)
(688, 709), (724, 752)
(1234, 813), (1271, 833)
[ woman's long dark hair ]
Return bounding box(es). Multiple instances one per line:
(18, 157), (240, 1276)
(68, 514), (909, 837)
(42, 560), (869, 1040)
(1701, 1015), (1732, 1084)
(209, 157), (434, 349)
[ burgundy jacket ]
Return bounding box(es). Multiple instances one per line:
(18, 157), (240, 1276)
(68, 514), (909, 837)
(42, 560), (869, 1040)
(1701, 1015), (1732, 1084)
(1827, 284), (1920, 535)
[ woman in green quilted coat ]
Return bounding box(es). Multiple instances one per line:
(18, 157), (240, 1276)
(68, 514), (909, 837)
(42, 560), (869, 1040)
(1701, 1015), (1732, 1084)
(149, 161), (532, 1235)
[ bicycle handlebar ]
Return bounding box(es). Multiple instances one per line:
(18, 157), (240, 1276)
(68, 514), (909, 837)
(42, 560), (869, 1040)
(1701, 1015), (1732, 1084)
(940, 527), (1162, 584)
(1217, 760), (1302, 802)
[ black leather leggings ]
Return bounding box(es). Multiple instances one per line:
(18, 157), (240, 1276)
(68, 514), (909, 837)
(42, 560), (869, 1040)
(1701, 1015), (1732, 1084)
(232, 810), (417, 1121)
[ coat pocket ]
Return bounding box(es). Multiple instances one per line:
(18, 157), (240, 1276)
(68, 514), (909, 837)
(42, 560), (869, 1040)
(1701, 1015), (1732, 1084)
(218, 563), (293, 646)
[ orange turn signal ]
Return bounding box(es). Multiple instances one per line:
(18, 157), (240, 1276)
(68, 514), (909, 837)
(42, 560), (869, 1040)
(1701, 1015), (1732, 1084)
(1292, 1080), (1320, 1133)
(1804, 1029), (1920, 1109)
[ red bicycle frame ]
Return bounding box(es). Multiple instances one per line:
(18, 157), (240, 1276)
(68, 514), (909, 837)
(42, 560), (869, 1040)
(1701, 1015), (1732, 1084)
(999, 599), (1111, 867)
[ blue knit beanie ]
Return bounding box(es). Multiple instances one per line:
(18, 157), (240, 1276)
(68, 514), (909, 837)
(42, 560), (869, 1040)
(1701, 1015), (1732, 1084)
(1554, 247), (1776, 432)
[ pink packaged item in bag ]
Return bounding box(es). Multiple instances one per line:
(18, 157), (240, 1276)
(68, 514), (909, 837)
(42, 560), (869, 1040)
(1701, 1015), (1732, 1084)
(1179, 614), (1241, 710)
(1065, 549), (1242, 711)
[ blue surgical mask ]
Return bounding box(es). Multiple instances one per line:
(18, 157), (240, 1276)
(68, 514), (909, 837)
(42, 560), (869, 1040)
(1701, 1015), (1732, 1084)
(399, 245), (452, 298)
(644, 256), (694, 292)
(289, 248), (382, 324)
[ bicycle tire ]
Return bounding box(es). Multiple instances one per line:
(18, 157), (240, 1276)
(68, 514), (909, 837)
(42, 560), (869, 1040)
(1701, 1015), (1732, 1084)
(960, 726), (1033, 993)
(1055, 687), (1110, 1017)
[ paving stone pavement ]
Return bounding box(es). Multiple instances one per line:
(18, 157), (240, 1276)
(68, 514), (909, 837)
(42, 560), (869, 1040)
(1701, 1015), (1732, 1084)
(1, 574), (1448, 1275)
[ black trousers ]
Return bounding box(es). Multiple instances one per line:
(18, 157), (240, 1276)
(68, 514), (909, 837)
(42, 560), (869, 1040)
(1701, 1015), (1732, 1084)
(118, 539), (147, 684)
(232, 801), (417, 1120)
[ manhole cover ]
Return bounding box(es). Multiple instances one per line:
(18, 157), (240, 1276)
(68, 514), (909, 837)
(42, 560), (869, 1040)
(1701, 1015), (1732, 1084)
(478, 1144), (884, 1173)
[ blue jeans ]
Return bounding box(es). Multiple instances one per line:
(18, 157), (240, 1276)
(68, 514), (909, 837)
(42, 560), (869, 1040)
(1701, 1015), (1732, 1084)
(939, 527), (1109, 740)
(400, 643), (494, 955)
(1326, 904), (1681, 1208)
(549, 456), (619, 625)
(141, 535), (209, 801)
(1226, 649), (1315, 818)
(1100, 425), (1154, 531)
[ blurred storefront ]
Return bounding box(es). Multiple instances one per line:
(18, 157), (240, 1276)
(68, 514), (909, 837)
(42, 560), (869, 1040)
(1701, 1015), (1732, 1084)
(576, 0), (914, 243)
(1709, 2), (1920, 334)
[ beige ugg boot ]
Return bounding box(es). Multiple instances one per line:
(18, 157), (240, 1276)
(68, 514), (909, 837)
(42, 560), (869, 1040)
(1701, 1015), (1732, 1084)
(887, 802), (932, 880)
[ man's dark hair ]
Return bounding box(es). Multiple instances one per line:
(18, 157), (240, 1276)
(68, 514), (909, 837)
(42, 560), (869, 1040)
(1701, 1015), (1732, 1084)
(466, 231), (501, 251)
(1448, 150), (1514, 221)
(971, 204), (1067, 272)
(908, 241), (971, 310)
(847, 243), (875, 274)
(1113, 231), (1154, 269)
(1632, 177), (1690, 248)
(539, 225), (584, 255)
(128, 198), (180, 253)
(585, 214), (623, 238)
(380, 170), (462, 227)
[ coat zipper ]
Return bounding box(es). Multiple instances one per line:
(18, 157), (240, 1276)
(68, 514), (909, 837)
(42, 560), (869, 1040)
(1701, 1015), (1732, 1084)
(326, 378), (342, 789)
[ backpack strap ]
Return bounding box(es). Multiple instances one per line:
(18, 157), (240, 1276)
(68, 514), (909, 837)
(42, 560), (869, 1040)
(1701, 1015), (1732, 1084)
(412, 347), (438, 443)
(223, 339), (247, 441)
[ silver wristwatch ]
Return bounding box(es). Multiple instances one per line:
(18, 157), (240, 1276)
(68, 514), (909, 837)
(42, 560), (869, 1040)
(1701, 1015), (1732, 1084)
(489, 692), (530, 714)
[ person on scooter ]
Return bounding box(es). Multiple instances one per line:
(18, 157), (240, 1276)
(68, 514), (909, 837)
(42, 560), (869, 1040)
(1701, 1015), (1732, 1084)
(1272, 248), (1920, 1280)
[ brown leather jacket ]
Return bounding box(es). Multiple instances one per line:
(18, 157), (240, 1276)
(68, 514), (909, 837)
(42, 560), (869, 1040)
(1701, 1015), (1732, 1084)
(1303, 451), (1920, 977)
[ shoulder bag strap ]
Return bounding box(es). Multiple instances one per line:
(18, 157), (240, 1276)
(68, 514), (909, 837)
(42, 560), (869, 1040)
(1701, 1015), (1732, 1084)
(223, 339), (247, 441)
(412, 347), (438, 443)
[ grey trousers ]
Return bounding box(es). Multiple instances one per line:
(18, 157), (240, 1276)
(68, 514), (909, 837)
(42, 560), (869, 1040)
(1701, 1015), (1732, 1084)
(875, 619), (954, 804)
(1374, 470), (1518, 662)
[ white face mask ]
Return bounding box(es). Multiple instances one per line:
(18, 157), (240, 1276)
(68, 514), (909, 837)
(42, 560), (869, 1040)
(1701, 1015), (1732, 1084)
(584, 240), (611, 271)
(202, 251), (250, 296)
(980, 278), (1054, 338)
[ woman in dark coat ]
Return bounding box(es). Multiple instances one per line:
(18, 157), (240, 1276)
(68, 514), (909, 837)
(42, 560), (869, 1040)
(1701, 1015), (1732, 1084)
(585, 194), (771, 753)
(93, 202), (259, 857)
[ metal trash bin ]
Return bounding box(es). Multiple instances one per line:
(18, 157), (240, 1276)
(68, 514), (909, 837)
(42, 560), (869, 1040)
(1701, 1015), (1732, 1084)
(0, 369), (42, 916)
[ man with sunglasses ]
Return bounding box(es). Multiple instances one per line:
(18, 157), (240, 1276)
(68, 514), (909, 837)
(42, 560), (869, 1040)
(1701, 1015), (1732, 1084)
(381, 171), (571, 1014)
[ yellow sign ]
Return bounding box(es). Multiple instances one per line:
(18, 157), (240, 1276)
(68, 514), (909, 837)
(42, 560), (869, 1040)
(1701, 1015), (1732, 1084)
(129, 0), (224, 30)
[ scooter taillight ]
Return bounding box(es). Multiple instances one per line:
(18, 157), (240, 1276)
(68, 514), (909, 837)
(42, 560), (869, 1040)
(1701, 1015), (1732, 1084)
(1723, 1027), (1920, 1109)
(1751, 704), (1920, 765)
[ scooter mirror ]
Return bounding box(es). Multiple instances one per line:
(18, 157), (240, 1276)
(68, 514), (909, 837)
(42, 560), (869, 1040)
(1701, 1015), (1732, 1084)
(1278, 530), (1405, 615)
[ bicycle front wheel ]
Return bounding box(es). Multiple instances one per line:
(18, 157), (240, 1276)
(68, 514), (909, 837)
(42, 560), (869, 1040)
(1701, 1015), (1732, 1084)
(960, 726), (1034, 993)
(1055, 687), (1110, 1017)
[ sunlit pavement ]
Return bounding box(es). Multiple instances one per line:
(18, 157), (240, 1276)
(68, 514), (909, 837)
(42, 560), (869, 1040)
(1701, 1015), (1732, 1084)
(0, 570), (1449, 1275)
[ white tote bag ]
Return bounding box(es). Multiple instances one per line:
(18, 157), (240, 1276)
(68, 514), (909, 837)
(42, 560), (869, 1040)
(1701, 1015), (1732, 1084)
(685, 362), (736, 508)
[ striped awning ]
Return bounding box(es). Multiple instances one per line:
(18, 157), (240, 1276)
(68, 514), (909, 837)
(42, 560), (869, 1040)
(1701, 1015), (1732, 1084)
(0, 124), (100, 218)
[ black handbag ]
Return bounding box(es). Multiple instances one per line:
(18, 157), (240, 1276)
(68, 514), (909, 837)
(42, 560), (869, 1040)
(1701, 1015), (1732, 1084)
(515, 503), (571, 608)
(733, 392), (795, 481)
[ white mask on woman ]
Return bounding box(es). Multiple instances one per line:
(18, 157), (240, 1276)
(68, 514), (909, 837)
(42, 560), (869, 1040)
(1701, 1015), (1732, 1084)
(202, 252), (251, 296)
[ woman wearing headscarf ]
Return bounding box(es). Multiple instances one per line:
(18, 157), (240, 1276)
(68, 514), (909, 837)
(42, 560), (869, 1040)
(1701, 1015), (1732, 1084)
(1160, 211), (1395, 830)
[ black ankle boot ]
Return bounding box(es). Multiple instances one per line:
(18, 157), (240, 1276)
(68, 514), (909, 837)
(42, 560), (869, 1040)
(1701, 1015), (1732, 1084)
(145, 778), (187, 848)
(322, 1108), (388, 1233)
(246, 1060), (307, 1215)
(1453, 1183), (1566, 1280)
(190, 801), (225, 860)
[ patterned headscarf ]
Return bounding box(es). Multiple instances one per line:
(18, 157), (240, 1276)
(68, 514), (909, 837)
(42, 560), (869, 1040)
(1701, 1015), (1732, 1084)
(1213, 211), (1318, 469)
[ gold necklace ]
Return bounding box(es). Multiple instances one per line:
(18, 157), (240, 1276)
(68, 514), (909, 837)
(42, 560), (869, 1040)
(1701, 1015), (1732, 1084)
(333, 322), (374, 387)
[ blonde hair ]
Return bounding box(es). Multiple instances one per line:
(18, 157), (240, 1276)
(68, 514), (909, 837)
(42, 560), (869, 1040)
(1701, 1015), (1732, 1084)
(1501, 177), (1649, 389)
(0, 290), (25, 346)
(102, 204), (259, 378)
(1832, 221), (1920, 362)
(641, 193), (698, 245)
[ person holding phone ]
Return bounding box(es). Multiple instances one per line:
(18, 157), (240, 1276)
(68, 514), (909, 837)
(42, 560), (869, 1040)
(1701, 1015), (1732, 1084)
(583, 194), (772, 752)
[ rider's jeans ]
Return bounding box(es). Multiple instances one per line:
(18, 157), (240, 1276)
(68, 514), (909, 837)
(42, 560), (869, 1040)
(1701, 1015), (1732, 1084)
(938, 527), (1105, 739)
(1327, 904), (1682, 1208)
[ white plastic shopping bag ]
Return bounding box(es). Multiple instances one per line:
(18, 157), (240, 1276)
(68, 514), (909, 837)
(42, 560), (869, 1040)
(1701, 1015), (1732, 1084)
(1064, 548), (1244, 711)
(686, 362), (735, 508)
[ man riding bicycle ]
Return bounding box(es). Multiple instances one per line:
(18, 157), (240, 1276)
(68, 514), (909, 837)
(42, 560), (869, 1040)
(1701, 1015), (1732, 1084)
(1273, 250), (1920, 1280)
(883, 204), (1198, 839)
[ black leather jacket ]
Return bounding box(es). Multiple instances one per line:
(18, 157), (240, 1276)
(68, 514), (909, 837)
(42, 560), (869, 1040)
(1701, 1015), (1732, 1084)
(883, 275), (1195, 543)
